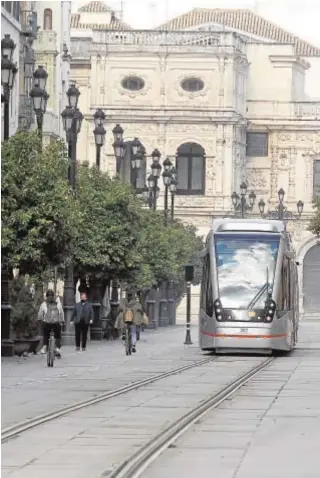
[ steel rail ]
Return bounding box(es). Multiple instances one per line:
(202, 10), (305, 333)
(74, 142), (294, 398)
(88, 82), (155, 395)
(107, 357), (274, 478)
(1, 356), (215, 443)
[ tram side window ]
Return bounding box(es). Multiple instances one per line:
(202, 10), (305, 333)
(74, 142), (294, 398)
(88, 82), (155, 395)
(280, 257), (291, 310)
(205, 256), (214, 317)
(200, 255), (208, 311)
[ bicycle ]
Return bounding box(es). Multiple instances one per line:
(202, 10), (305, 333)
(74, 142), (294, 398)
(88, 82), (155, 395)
(47, 330), (56, 367)
(124, 322), (132, 356)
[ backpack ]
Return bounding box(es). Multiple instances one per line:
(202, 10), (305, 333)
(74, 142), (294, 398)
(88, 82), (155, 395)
(124, 308), (133, 323)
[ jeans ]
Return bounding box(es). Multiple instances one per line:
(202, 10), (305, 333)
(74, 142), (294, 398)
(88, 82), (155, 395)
(123, 324), (137, 346)
(43, 322), (61, 348)
(75, 320), (89, 349)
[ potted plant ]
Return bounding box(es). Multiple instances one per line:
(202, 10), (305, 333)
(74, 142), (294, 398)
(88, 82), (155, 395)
(10, 276), (41, 356)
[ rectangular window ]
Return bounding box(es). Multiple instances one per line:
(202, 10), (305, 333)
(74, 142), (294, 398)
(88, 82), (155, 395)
(176, 155), (205, 195)
(12, 1), (20, 21)
(4, 1), (12, 13)
(314, 160), (320, 198)
(131, 159), (146, 192)
(246, 132), (269, 157)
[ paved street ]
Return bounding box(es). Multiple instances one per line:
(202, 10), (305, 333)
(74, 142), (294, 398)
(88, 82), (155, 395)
(144, 318), (320, 478)
(2, 319), (320, 478)
(1, 327), (201, 428)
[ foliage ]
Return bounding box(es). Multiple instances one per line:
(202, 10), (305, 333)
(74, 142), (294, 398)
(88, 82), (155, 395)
(308, 197), (320, 237)
(124, 209), (204, 297)
(10, 276), (38, 338)
(2, 132), (204, 300)
(1, 132), (77, 275)
(72, 164), (143, 282)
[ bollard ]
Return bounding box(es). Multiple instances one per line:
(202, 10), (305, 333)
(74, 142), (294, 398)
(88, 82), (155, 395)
(184, 264), (194, 345)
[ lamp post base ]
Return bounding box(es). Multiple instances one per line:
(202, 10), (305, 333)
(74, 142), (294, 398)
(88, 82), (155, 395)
(62, 305), (75, 346)
(184, 327), (193, 345)
(1, 339), (14, 357)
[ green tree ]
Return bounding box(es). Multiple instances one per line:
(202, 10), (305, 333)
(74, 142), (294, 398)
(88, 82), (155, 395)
(72, 164), (143, 283)
(124, 208), (204, 299)
(308, 197), (320, 237)
(1, 131), (77, 275)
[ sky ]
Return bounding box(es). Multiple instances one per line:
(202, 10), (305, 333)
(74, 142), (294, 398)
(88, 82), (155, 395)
(72, 0), (320, 47)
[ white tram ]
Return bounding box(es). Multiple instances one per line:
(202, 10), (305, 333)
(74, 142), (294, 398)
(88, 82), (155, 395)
(199, 219), (299, 354)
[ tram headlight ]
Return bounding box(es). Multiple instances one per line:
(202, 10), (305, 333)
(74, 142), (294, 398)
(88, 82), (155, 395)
(266, 316), (272, 322)
(268, 309), (273, 315)
(217, 314), (222, 321)
(216, 308), (221, 313)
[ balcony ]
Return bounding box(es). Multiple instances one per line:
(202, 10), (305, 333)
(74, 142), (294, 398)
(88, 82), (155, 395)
(20, 10), (37, 39)
(246, 100), (320, 120)
(35, 31), (58, 54)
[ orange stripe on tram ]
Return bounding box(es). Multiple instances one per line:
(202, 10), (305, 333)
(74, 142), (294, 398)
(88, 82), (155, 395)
(201, 331), (287, 339)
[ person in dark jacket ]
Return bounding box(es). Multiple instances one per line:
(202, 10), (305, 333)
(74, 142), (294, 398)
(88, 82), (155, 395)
(70, 291), (94, 351)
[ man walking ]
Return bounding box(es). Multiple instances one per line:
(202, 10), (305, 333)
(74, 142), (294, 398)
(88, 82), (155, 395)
(38, 290), (64, 357)
(70, 291), (94, 351)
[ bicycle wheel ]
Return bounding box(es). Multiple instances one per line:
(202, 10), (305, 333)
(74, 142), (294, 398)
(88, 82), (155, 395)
(47, 336), (55, 367)
(125, 327), (131, 356)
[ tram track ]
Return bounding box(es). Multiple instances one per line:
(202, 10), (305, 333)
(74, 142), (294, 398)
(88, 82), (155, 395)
(106, 357), (274, 478)
(1, 356), (216, 443)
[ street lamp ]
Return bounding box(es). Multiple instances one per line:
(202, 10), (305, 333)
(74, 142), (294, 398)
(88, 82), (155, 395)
(169, 167), (178, 221)
(1, 35), (18, 356)
(258, 188), (304, 221)
(162, 157), (172, 226)
(61, 84), (83, 344)
(1, 34), (18, 140)
(148, 149), (162, 210)
(93, 109), (106, 170)
(231, 182), (256, 218)
(30, 66), (49, 136)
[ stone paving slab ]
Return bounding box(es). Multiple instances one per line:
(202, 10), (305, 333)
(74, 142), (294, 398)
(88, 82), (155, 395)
(1, 327), (204, 428)
(142, 320), (320, 478)
(1, 355), (264, 477)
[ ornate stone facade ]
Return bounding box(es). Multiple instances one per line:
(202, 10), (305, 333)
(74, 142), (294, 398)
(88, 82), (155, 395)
(70, 5), (320, 316)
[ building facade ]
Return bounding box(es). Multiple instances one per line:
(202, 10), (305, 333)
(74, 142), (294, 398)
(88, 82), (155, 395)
(32, 1), (71, 141)
(70, 2), (320, 317)
(1, 1), (22, 138)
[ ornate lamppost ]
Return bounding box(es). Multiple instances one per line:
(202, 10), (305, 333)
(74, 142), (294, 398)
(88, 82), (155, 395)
(61, 84), (83, 344)
(1, 34), (18, 356)
(162, 157), (173, 226)
(30, 65), (49, 136)
(93, 108), (106, 169)
(231, 182), (256, 218)
(169, 167), (178, 221)
(258, 188), (304, 221)
(1, 34), (18, 140)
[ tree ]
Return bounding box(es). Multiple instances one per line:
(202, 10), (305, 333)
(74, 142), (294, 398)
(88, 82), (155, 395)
(1, 132), (77, 275)
(124, 209), (204, 299)
(308, 197), (320, 237)
(72, 164), (144, 284)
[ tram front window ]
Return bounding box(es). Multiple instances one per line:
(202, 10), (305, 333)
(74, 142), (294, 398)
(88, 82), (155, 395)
(215, 233), (280, 309)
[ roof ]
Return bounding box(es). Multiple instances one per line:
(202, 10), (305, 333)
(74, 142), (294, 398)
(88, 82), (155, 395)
(157, 9), (320, 57)
(71, 1), (132, 30)
(78, 1), (111, 13)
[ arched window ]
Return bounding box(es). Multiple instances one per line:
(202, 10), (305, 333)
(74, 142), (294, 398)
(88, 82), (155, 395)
(176, 142), (205, 195)
(43, 8), (52, 30)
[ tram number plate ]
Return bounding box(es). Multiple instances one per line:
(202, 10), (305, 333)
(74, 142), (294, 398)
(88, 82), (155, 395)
(240, 328), (248, 333)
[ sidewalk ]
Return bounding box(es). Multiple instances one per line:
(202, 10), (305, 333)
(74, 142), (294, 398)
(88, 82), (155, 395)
(1, 326), (202, 429)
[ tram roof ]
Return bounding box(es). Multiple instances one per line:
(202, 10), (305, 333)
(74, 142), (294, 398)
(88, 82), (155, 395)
(211, 218), (285, 233)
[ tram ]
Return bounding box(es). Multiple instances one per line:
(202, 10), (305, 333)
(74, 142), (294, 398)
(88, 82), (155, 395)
(199, 219), (299, 354)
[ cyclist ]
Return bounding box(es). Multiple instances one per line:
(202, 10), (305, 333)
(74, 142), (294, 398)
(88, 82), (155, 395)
(115, 291), (143, 353)
(38, 290), (64, 357)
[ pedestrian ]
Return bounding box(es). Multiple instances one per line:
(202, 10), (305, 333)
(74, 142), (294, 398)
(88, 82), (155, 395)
(70, 291), (94, 351)
(115, 291), (143, 353)
(38, 290), (64, 357)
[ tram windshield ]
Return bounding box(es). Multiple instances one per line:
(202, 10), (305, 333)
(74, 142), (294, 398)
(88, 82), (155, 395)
(215, 233), (280, 309)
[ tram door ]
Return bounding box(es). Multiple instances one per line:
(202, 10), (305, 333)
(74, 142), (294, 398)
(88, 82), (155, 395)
(303, 245), (320, 313)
